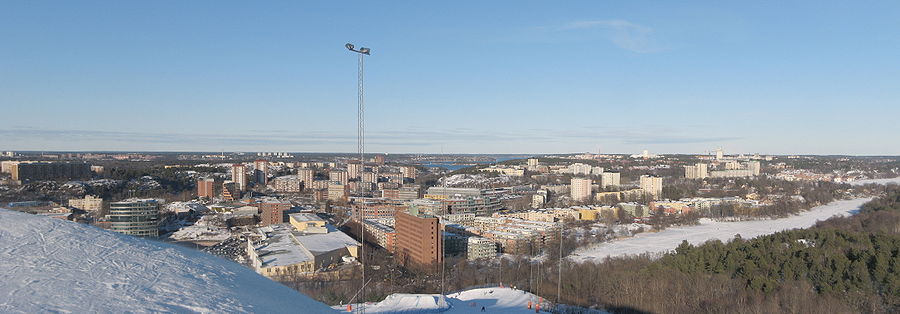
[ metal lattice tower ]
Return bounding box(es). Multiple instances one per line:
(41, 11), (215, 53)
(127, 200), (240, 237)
(346, 42), (370, 314)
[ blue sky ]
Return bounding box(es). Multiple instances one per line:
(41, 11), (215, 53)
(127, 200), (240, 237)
(2, 1), (899, 155)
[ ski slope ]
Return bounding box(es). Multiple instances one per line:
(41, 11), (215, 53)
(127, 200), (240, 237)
(569, 198), (871, 263)
(335, 287), (606, 313)
(0, 208), (335, 313)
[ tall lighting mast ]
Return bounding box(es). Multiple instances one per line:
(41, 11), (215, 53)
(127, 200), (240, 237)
(346, 42), (370, 314)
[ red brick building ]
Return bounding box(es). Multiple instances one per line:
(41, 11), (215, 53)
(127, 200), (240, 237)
(258, 202), (291, 226)
(197, 178), (215, 199)
(395, 211), (442, 269)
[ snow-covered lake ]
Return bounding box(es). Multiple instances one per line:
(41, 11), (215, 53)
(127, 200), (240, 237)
(568, 198), (871, 263)
(850, 176), (900, 186)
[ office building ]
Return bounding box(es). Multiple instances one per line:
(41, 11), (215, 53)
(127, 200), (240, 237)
(108, 199), (160, 237)
(640, 175), (663, 199)
(395, 211), (443, 268)
(570, 177), (593, 202)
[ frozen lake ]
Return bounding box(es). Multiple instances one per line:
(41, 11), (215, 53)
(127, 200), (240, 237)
(850, 176), (900, 186)
(568, 198), (871, 263)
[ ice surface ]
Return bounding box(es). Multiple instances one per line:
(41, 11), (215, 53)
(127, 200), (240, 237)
(850, 176), (900, 186)
(568, 198), (871, 263)
(0, 208), (335, 313)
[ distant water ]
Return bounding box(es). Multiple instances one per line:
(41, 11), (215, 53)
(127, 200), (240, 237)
(422, 163), (476, 171)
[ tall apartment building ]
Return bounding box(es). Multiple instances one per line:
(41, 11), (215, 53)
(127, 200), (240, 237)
(570, 177), (593, 202)
(108, 199), (160, 237)
(254, 160), (269, 186)
(640, 175), (663, 199)
(395, 211), (443, 268)
(400, 166), (417, 180)
(68, 195), (105, 212)
(362, 171), (377, 183)
(374, 154), (386, 165)
(258, 202), (291, 226)
(232, 164), (248, 192)
(347, 160), (362, 179)
(684, 163), (709, 179)
(600, 172), (621, 188)
(747, 161), (761, 176)
(327, 182), (349, 202)
(197, 178), (215, 198)
(329, 169), (349, 185)
(527, 158), (539, 167)
(297, 168), (315, 188)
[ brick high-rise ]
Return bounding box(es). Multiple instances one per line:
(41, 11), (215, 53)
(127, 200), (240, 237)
(258, 202), (291, 226)
(197, 178), (215, 198)
(395, 211), (442, 269)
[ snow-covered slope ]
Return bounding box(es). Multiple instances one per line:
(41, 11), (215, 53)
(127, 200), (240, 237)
(335, 287), (606, 313)
(0, 208), (335, 313)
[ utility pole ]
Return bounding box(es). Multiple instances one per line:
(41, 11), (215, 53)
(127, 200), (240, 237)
(557, 226), (563, 309)
(346, 42), (370, 314)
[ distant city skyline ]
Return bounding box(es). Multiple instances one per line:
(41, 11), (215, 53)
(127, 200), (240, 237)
(2, 1), (899, 155)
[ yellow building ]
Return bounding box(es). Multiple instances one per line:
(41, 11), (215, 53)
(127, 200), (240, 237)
(578, 209), (598, 221)
(248, 224), (360, 279)
(288, 213), (327, 233)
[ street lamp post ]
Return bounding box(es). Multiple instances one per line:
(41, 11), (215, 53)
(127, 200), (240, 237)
(346, 43), (370, 314)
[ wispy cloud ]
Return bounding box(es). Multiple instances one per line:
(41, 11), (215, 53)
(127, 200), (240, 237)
(557, 19), (661, 53)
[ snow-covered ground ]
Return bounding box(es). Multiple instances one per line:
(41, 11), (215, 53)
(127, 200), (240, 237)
(0, 208), (335, 313)
(850, 176), (900, 186)
(569, 198), (871, 263)
(168, 214), (231, 243)
(335, 287), (606, 313)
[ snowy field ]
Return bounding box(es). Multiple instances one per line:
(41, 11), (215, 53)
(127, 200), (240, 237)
(335, 287), (606, 313)
(0, 208), (335, 313)
(569, 198), (871, 263)
(850, 176), (900, 186)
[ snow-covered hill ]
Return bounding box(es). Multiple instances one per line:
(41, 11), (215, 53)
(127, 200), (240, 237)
(0, 208), (335, 313)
